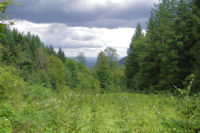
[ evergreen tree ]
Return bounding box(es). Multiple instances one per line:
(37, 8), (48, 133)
(124, 0), (200, 91)
(49, 45), (56, 55)
(65, 59), (79, 89)
(57, 48), (66, 63)
(191, 0), (200, 90)
(174, 0), (194, 88)
(125, 23), (144, 89)
(147, 0), (178, 89)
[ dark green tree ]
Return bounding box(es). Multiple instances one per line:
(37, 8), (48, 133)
(57, 48), (66, 63)
(190, 0), (200, 91)
(146, 0), (178, 89)
(125, 23), (144, 89)
(65, 59), (79, 89)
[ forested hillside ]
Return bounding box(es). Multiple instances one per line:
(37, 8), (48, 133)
(0, 0), (200, 132)
(0, 27), (126, 91)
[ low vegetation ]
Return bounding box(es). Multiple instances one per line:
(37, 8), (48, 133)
(0, 81), (182, 132)
(1, 66), (199, 132)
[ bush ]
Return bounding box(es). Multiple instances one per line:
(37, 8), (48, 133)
(175, 74), (200, 132)
(0, 102), (17, 133)
(0, 66), (26, 100)
(0, 117), (12, 133)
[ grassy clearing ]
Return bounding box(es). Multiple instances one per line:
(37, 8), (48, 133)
(1, 87), (181, 133)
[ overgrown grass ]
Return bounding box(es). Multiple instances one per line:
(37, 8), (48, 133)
(1, 86), (184, 133)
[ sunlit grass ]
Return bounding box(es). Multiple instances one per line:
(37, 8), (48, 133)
(2, 87), (180, 132)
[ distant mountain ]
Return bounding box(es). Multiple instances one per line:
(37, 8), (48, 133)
(85, 57), (127, 67)
(86, 57), (97, 67)
(118, 57), (126, 66)
(86, 57), (126, 67)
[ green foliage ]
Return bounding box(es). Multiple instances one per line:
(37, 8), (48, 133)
(125, 23), (144, 89)
(96, 51), (113, 91)
(65, 59), (79, 89)
(174, 74), (200, 132)
(0, 0), (17, 38)
(0, 0), (11, 50)
(47, 55), (66, 90)
(0, 44), (3, 61)
(0, 66), (25, 100)
(191, 0), (200, 91)
(0, 26), (101, 91)
(57, 48), (66, 63)
(0, 86), (182, 132)
(76, 52), (86, 66)
(0, 116), (12, 133)
(0, 0), (13, 14)
(0, 23), (6, 38)
(125, 0), (200, 92)
(104, 47), (118, 68)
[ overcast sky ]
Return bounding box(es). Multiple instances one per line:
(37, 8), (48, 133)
(8, 0), (158, 57)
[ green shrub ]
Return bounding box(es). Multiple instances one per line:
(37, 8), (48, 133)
(175, 74), (200, 132)
(0, 102), (17, 133)
(0, 117), (12, 133)
(0, 66), (26, 100)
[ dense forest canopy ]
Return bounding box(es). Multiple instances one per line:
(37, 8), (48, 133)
(125, 0), (200, 92)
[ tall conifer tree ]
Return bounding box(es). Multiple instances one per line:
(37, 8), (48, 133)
(125, 23), (144, 88)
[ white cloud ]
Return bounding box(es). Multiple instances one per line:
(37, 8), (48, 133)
(11, 20), (135, 57)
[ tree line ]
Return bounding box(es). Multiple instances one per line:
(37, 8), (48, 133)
(125, 0), (200, 92)
(0, 27), (124, 92)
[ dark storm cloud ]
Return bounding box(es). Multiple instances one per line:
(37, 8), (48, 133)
(7, 0), (155, 28)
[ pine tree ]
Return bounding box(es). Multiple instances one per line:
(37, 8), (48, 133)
(65, 59), (79, 89)
(57, 48), (66, 63)
(191, 0), (200, 90)
(148, 0), (178, 89)
(49, 45), (56, 55)
(173, 0), (194, 88)
(125, 23), (144, 89)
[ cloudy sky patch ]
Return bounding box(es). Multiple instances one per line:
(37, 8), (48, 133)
(11, 20), (134, 57)
(8, 0), (157, 28)
(8, 0), (158, 57)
